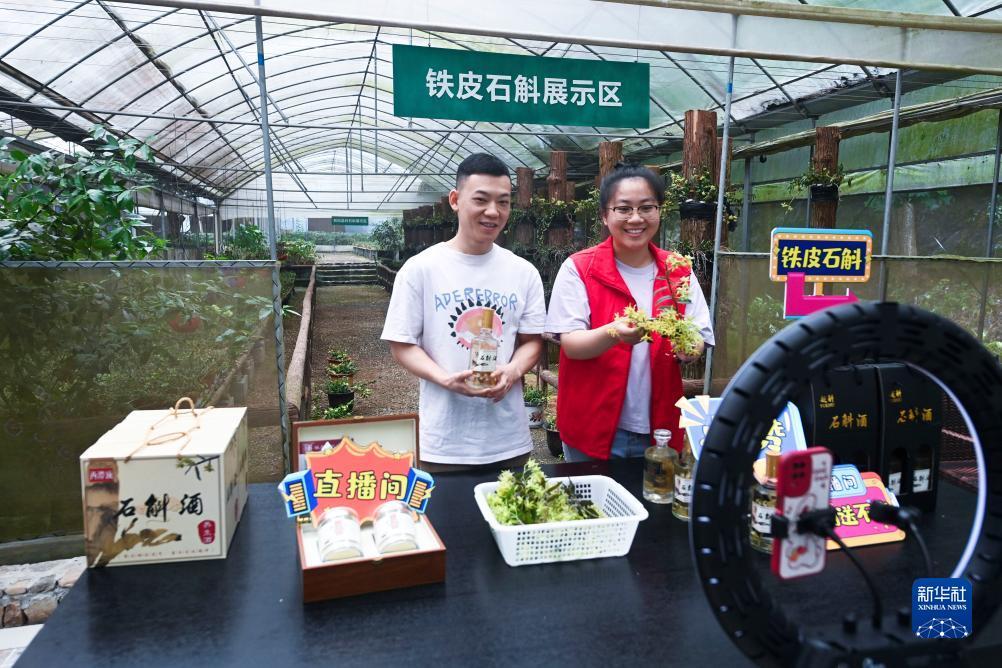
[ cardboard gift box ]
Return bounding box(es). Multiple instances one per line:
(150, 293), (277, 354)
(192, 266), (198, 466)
(291, 414), (446, 603)
(80, 399), (248, 568)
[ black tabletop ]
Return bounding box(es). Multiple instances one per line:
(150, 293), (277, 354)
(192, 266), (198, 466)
(17, 460), (984, 667)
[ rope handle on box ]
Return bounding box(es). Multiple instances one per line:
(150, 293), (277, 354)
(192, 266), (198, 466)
(124, 397), (214, 462)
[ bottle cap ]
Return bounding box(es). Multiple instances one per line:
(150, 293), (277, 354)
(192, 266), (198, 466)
(481, 308), (495, 331)
(653, 429), (671, 446)
(765, 451), (780, 480)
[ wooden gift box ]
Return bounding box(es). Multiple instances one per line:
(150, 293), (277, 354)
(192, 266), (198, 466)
(291, 414), (446, 602)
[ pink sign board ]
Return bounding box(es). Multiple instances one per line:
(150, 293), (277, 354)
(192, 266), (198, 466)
(826, 472), (906, 550)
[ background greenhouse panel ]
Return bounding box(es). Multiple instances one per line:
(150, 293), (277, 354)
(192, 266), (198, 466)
(709, 253), (1002, 388)
(0, 265), (283, 543)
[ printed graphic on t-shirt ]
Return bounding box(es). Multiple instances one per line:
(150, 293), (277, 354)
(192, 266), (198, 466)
(435, 288), (514, 348)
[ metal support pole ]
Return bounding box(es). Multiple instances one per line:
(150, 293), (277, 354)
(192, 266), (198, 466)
(878, 69), (903, 301)
(703, 42), (736, 395)
(214, 198), (223, 255)
(976, 109), (1002, 340)
(255, 15), (290, 472)
(741, 156), (752, 251)
(986, 109), (1002, 259)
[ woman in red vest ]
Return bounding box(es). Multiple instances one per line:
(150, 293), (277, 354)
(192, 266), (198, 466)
(545, 164), (715, 460)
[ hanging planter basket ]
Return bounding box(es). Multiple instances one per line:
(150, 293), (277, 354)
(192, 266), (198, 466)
(809, 184), (840, 202)
(678, 200), (716, 222)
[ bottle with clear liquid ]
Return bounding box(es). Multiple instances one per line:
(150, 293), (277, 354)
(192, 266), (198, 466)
(467, 308), (498, 389)
(672, 432), (696, 520)
(749, 451), (780, 554)
(643, 429), (677, 504)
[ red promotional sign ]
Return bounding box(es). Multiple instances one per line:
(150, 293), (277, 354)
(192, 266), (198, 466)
(826, 472), (905, 550)
(306, 438), (414, 523)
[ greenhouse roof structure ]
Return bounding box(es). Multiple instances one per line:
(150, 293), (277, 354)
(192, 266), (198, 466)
(1, 0), (1002, 212)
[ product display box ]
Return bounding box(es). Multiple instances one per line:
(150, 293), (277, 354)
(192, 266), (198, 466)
(79, 400), (249, 568)
(291, 414), (446, 603)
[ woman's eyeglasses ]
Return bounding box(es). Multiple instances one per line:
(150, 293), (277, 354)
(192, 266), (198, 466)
(608, 205), (660, 218)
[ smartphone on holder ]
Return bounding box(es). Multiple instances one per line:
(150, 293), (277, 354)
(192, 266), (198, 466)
(771, 447), (833, 580)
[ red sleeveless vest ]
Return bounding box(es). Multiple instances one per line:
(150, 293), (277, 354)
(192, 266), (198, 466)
(556, 238), (689, 459)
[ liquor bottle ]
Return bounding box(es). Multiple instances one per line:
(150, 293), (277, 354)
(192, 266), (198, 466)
(467, 308), (498, 388)
(912, 446), (932, 493)
(643, 429), (677, 504)
(749, 451), (780, 554)
(887, 449), (906, 496)
(672, 431), (695, 521)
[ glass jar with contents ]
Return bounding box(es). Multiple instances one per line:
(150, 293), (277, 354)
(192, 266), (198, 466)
(316, 506), (363, 562)
(373, 501), (419, 554)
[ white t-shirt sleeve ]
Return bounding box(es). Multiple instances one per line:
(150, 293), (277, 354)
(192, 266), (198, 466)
(545, 258), (592, 333)
(519, 265), (547, 334)
(685, 271), (716, 347)
(380, 261), (423, 344)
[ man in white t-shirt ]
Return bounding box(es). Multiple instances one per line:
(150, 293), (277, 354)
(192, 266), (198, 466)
(380, 153), (546, 470)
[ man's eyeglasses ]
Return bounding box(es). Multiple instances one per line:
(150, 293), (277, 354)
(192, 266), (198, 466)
(608, 205), (660, 218)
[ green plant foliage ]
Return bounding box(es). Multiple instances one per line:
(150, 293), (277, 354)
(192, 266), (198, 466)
(279, 271), (296, 301)
(282, 237), (317, 264)
(324, 378), (372, 397)
(780, 165), (846, 212)
(327, 359), (358, 376)
(370, 218), (404, 252)
(0, 126), (165, 260)
(522, 385), (547, 406)
(0, 268), (275, 423)
(316, 402), (354, 419)
(664, 168), (742, 228)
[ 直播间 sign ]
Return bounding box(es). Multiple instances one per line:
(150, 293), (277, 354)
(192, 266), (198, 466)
(393, 44), (649, 128)
(770, 228), (873, 283)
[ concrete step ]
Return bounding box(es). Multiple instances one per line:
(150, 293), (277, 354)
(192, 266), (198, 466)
(316, 263), (378, 270)
(317, 267), (378, 274)
(318, 278), (380, 286)
(317, 271), (377, 279)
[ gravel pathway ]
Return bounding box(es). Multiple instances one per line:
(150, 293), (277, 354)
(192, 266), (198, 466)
(308, 283), (559, 465)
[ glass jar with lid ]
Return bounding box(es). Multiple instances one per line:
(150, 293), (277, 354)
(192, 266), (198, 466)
(316, 506), (363, 562)
(373, 500), (418, 554)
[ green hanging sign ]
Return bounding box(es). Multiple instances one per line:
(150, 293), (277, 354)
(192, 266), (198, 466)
(393, 44), (649, 129)
(332, 216), (369, 226)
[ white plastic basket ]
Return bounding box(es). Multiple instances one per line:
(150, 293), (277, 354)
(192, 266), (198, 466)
(473, 475), (649, 567)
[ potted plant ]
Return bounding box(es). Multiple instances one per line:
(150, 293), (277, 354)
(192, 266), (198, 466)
(327, 346), (351, 365)
(664, 170), (741, 229)
(324, 378), (371, 410)
(544, 410), (562, 457)
(316, 402), (354, 420)
(327, 358), (358, 384)
(523, 386), (546, 428)
(781, 165), (847, 211)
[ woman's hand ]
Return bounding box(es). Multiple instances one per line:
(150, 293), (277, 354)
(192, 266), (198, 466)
(606, 318), (645, 346)
(675, 339), (706, 363)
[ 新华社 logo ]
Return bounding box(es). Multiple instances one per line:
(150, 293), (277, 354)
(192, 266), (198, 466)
(912, 577), (972, 639)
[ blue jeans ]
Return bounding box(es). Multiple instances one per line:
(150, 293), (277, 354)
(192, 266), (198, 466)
(563, 428), (649, 462)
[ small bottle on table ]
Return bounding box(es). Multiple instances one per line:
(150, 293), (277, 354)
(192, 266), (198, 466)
(643, 429), (677, 504)
(672, 431), (696, 521)
(749, 451), (780, 554)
